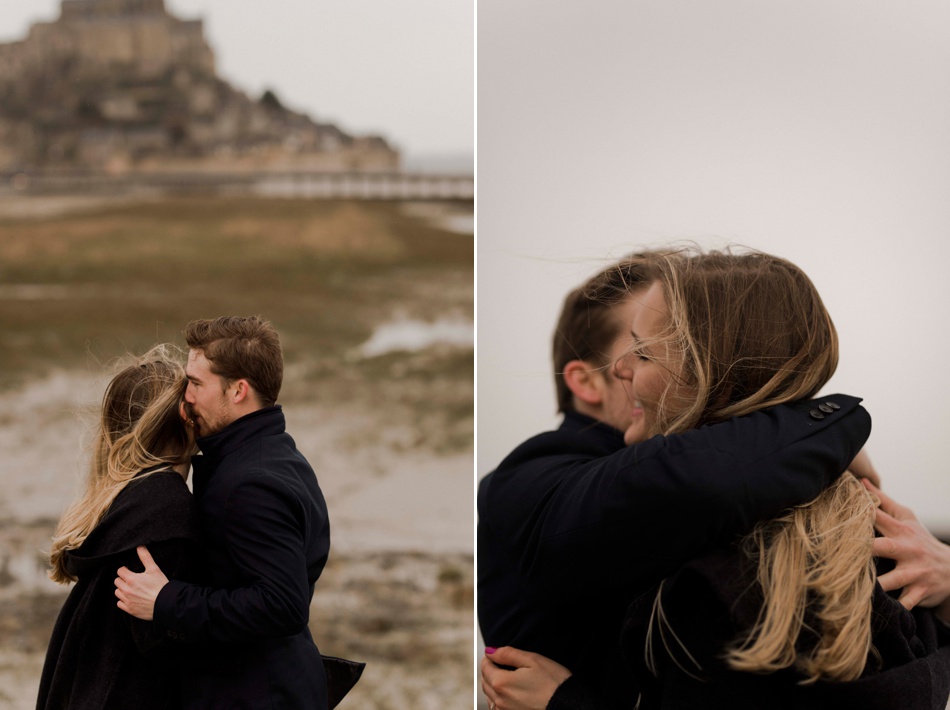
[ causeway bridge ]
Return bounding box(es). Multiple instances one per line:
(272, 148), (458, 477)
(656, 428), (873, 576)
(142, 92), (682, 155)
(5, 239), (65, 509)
(2, 170), (474, 201)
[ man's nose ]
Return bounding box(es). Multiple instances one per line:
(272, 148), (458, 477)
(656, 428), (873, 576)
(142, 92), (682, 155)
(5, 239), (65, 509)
(612, 352), (634, 380)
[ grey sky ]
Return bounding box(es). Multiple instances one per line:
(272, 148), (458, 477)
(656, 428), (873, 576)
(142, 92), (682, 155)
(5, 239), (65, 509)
(478, 0), (950, 529)
(0, 0), (473, 166)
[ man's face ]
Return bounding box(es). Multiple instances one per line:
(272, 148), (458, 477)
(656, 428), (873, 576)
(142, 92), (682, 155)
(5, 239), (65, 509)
(184, 349), (234, 437)
(593, 294), (645, 435)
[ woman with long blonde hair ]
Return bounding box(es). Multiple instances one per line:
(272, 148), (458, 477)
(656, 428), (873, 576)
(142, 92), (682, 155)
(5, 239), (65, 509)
(37, 345), (202, 710)
(482, 249), (950, 709)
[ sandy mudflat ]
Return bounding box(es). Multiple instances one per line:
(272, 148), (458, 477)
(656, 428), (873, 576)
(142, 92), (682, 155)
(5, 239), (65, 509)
(0, 193), (474, 708)
(0, 368), (474, 710)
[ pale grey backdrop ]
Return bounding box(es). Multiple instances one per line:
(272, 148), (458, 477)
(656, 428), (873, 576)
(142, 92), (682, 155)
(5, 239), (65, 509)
(478, 0), (950, 530)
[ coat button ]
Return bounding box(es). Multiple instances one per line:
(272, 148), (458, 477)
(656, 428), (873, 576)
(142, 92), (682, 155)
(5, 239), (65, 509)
(824, 401), (840, 410)
(818, 404), (834, 413)
(810, 409), (825, 420)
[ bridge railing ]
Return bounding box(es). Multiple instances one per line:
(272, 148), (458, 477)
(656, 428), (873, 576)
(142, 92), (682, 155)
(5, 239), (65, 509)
(0, 170), (474, 200)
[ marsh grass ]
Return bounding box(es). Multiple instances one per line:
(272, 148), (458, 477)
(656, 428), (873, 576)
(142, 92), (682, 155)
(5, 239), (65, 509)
(0, 195), (473, 450)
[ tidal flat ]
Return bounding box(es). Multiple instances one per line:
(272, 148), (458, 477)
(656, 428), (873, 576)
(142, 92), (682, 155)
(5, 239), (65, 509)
(0, 195), (474, 709)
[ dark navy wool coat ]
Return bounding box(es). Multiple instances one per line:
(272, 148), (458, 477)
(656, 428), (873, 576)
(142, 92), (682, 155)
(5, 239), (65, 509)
(622, 550), (950, 710)
(478, 395), (871, 708)
(154, 406), (331, 710)
(549, 551), (950, 710)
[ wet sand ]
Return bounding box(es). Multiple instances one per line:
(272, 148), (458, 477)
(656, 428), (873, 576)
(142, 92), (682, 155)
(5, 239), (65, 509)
(0, 193), (474, 708)
(0, 370), (473, 709)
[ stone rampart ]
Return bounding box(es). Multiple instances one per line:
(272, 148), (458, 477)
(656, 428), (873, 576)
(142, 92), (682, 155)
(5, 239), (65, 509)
(0, 0), (398, 173)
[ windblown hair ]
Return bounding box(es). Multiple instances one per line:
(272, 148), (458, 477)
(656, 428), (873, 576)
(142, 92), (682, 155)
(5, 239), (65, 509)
(726, 473), (877, 682)
(637, 250), (839, 438)
(185, 316), (282, 407)
(640, 248), (876, 684)
(48, 345), (194, 585)
(552, 251), (683, 413)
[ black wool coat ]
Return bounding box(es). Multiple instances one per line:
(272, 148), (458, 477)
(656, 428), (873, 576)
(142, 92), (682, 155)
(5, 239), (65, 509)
(548, 549), (950, 710)
(153, 406), (331, 710)
(37, 468), (202, 710)
(621, 549), (950, 710)
(478, 395), (871, 708)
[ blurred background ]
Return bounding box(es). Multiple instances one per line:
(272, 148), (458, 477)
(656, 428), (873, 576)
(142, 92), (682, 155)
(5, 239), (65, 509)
(0, 1), (473, 708)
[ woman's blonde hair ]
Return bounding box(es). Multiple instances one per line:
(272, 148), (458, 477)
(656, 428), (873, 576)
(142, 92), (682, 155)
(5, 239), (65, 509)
(49, 344), (194, 585)
(638, 248), (876, 683)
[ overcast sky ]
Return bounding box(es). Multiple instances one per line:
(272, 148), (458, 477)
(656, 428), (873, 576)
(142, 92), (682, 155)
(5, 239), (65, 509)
(479, 0), (950, 530)
(0, 0), (473, 168)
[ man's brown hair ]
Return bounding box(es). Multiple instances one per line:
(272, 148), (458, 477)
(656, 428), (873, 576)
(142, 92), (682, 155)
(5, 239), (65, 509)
(552, 252), (670, 413)
(185, 316), (283, 407)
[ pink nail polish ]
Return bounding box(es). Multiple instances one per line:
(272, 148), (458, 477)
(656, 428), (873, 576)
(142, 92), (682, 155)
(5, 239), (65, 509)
(485, 647), (497, 655)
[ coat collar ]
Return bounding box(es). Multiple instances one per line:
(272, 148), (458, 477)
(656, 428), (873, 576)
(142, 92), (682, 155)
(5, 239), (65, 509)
(560, 409), (626, 452)
(194, 405), (285, 463)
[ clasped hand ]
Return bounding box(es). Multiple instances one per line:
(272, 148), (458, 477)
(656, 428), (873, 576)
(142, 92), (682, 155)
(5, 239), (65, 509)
(862, 480), (950, 621)
(114, 546), (169, 621)
(481, 646), (571, 710)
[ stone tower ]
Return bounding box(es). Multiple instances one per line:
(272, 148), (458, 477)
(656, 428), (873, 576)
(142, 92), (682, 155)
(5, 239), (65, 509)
(0, 0), (399, 172)
(61, 0), (168, 19)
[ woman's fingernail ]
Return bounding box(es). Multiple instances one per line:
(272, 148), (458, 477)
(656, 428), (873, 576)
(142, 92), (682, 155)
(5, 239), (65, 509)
(485, 647), (497, 655)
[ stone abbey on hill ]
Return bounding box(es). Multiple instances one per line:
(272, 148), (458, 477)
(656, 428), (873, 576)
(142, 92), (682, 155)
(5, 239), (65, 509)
(0, 0), (399, 173)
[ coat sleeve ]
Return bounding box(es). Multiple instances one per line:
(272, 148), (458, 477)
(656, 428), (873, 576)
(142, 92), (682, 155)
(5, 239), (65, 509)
(484, 395), (871, 601)
(152, 477), (319, 644)
(125, 537), (204, 659)
(546, 675), (621, 710)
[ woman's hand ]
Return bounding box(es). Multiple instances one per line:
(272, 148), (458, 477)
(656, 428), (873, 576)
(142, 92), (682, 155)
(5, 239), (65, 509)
(863, 479), (950, 619)
(480, 646), (572, 710)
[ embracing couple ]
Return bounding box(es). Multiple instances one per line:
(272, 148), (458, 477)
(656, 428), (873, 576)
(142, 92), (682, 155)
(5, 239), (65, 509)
(37, 316), (361, 710)
(479, 248), (950, 710)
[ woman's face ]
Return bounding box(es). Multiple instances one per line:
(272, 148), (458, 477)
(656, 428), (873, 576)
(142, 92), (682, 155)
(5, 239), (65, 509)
(614, 281), (694, 445)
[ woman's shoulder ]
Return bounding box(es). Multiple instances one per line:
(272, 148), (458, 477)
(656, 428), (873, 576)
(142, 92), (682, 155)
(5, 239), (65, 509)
(106, 467), (199, 535)
(117, 467), (193, 507)
(65, 468), (200, 576)
(123, 465), (190, 494)
(622, 546), (757, 674)
(661, 546), (758, 618)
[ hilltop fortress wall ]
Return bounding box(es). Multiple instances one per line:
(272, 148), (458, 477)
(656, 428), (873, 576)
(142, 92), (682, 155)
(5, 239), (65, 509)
(1, 16), (214, 83)
(0, 0), (399, 173)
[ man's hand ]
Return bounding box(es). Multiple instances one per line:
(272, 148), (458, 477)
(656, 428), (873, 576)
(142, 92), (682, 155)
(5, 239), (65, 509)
(115, 546), (169, 621)
(863, 480), (950, 621)
(481, 646), (571, 710)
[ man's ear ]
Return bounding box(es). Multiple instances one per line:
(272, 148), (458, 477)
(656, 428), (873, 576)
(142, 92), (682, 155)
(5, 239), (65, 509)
(563, 360), (604, 406)
(231, 379), (252, 404)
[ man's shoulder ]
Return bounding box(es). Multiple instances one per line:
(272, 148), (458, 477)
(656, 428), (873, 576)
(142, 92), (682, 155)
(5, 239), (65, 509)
(215, 441), (322, 503)
(479, 415), (626, 510)
(490, 414), (625, 475)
